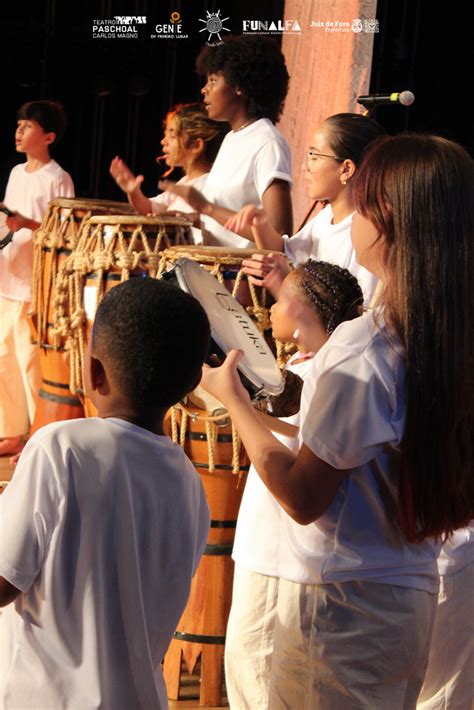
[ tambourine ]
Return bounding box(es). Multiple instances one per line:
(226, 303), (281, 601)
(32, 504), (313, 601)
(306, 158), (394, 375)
(162, 258), (283, 401)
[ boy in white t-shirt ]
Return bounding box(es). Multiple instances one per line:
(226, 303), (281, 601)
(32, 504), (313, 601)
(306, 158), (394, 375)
(0, 100), (74, 456)
(0, 277), (211, 709)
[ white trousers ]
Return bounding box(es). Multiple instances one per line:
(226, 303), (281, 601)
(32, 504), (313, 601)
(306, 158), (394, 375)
(225, 563), (437, 710)
(417, 562), (474, 710)
(0, 296), (40, 437)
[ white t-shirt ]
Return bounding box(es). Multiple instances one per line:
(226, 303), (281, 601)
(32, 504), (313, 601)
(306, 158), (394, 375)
(282, 205), (378, 306)
(200, 118), (292, 249)
(232, 355), (314, 578)
(297, 310), (440, 592)
(0, 417), (210, 710)
(437, 524), (474, 576)
(149, 172), (209, 246)
(0, 160), (75, 302)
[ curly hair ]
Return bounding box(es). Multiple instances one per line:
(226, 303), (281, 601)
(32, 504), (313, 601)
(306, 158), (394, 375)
(196, 35), (289, 123)
(166, 103), (228, 165)
(92, 277), (210, 408)
(17, 100), (67, 145)
(293, 260), (363, 334)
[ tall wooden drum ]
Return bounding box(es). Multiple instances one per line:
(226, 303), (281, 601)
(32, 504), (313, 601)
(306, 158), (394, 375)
(51, 214), (193, 415)
(161, 259), (284, 706)
(29, 198), (136, 431)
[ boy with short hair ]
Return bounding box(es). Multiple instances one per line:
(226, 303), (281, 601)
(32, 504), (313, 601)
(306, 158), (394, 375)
(0, 100), (74, 455)
(0, 277), (211, 709)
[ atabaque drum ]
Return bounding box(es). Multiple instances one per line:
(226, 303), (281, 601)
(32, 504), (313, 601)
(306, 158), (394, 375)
(162, 260), (282, 706)
(52, 213), (193, 416)
(29, 197), (137, 432)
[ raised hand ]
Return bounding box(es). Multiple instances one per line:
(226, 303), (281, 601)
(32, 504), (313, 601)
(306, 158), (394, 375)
(110, 156), (144, 194)
(224, 204), (267, 234)
(241, 252), (291, 298)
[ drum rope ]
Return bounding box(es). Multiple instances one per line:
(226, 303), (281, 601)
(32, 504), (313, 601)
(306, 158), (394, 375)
(172, 401), (246, 477)
(205, 419), (216, 472)
(170, 407), (179, 445)
(231, 423), (242, 477)
(179, 410), (188, 449)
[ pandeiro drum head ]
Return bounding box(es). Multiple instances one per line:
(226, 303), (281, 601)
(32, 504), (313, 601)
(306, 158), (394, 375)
(163, 258), (283, 400)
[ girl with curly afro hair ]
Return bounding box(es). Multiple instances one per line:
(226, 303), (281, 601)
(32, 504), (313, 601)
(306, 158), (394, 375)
(159, 36), (293, 249)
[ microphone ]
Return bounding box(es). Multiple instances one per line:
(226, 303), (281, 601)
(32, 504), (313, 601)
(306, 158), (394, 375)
(357, 91), (415, 108)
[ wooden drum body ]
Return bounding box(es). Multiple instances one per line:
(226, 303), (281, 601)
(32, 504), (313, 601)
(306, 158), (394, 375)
(164, 405), (249, 707)
(160, 257), (285, 706)
(30, 198), (136, 431)
(52, 214), (192, 415)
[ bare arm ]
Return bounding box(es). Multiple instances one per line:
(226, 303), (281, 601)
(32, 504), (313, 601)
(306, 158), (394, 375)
(6, 214), (41, 232)
(225, 205), (284, 251)
(159, 179), (292, 243)
(261, 179), (292, 239)
(0, 576), (21, 607)
(200, 350), (348, 525)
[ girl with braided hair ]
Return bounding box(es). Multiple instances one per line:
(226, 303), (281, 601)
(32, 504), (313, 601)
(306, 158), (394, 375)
(110, 103), (227, 243)
(225, 260), (363, 709)
(202, 134), (474, 708)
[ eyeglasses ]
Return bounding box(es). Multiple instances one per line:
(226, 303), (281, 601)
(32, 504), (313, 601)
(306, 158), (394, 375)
(304, 150), (343, 171)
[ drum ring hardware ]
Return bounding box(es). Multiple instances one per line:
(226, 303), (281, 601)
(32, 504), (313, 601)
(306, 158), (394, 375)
(212, 408), (230, 428)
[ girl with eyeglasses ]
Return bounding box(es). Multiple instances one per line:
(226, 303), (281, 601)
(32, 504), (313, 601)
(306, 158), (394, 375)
(228, 112), (385, 305)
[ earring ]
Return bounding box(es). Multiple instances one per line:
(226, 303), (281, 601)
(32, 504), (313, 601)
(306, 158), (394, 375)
(292, 328), (300, 339)
(341, 179), (347, 185)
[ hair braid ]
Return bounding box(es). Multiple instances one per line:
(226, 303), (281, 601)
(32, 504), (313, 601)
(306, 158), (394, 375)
(296, 260), (363, 334)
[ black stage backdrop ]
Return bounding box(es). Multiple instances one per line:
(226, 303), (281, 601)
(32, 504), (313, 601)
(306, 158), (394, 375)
(0, 0), (471, 200)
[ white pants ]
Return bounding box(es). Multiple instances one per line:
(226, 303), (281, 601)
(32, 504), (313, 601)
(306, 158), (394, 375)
(225, 564), (437, 710)
(417, 562), (474, 710)
(225, 565), (279, 709)
(0, 296), (40, 437)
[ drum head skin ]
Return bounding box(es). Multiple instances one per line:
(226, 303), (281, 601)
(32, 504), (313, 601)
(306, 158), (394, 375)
(168, 259), (283, 399)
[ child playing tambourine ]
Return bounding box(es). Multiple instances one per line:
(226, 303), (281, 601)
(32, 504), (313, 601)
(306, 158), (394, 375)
(201, 134), (474, 708)
(226, 259), (363, 709)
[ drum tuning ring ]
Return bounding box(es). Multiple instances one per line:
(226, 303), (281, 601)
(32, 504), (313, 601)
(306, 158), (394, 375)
(213, 408), (230, 428)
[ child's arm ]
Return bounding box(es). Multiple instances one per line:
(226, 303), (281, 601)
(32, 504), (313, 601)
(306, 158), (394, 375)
(158, 180), (292, 243)
(200, 350), (348, 525)
(6, 214), (41, 232)
(0, 577), (21, 607)
(159, 180), (254, 239)
(225, 205), (284, 251)
(109, 156), (153, 215)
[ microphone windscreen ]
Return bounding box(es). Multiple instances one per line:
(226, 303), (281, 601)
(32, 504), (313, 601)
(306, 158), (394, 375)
(399, 91), (415, 106)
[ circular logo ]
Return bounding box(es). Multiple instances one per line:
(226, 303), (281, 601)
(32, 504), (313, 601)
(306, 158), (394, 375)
(170, 11), (181, 23)
(206, 16), (222, 33)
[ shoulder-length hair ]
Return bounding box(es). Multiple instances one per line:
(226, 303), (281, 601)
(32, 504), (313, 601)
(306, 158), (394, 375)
(354, 133), (474, 542)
